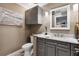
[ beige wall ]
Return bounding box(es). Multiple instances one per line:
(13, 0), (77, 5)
(0, 3), (28, 55)
(36, 4), (78, 34)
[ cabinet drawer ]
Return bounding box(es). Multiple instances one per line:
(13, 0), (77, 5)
(46, 39), (57, 45)
(57, 41), (70, 49)
(37, 41), (45, 46)
(37, 37), (45, 42)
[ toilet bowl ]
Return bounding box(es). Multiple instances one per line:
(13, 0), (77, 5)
(22, 43), (33, 56)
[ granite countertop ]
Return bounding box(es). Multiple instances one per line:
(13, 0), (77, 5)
(33, 34), (79, 44)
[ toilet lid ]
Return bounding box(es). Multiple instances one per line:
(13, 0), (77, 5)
(22, 43), (33, 48)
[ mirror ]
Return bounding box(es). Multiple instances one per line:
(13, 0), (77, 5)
(50, 5), (70, 30)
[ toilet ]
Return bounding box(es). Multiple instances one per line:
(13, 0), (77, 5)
(22, 36), (33, 56)
(22, 43), (33, 56)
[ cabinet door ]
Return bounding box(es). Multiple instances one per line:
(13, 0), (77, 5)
(36, 38), (45, 56)
(71, 44), (77, 56)
(37, 45), (45, 56)
(56, 47), (70, 56)
(71, 51), (76, 56)
(25, 6), (38, 24)
(25, 6), (44, 24)
(45, 44), (56, 56)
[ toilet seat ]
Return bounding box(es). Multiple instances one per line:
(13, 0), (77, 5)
(22, 43), (33, 48)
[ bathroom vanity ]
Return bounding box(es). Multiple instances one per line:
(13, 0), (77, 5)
(33, 34), (79, 56)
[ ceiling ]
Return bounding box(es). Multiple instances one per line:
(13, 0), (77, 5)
(43, 3), (70, 11)
(17, 3), (71, 11)
(17, 3), (47, 10)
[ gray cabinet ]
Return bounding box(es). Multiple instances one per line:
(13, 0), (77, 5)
(37, 45), (45, 56)
(25, 6), (44, 24)
(45, 39), (56, 56)
(35, 37), (77, 56)
(71, 51), (76, 56)
(71, 44), (77, 56)
(56, 41), (71, 56)
(45, 44), (56, 56)
(36, 37), (45, 56)
(56, 47), (70, 56)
